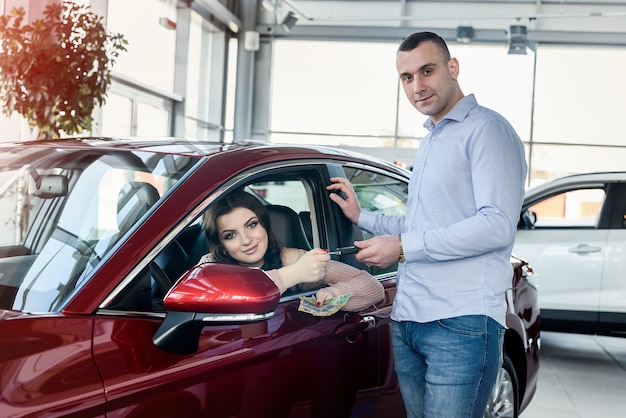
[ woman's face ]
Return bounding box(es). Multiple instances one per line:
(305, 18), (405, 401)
(216, 207), (269, 267)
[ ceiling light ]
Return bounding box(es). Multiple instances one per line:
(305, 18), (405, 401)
(507, 24), (528, 55)
(456, 26), (474, 44)
(281, 11), (298, 31)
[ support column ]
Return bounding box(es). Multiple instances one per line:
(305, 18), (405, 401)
(172, 6), (191, 137)
(232, 0), (259, 142)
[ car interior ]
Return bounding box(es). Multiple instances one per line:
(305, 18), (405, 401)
(266, 204), (312, 251)
(116, 182), (162, 237)
(110, 187), (321, 312)
(109, 164), (409, 313)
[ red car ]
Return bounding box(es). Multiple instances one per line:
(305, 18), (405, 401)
(0, 138), (539, 417)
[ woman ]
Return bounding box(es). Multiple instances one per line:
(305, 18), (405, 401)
(200, 190), (383, 311)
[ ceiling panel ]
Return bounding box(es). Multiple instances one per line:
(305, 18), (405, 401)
(258, 0), (626, 47)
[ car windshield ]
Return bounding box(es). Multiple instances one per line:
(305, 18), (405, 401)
(0, 146), (200, 313)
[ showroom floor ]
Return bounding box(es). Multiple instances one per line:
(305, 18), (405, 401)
(520, 331), (626, 418)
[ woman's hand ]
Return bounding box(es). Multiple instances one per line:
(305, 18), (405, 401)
(315, 286), (341, 306)
(279, 248), (329, 288)
(295, 248), (330, 283)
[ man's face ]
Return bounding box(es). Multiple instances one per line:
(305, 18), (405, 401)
(396, 41), (461, 124)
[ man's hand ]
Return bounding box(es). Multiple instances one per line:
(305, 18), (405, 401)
(354, 235), (401, 268)
(327, 177), (361, 224)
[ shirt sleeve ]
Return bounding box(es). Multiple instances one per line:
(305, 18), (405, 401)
(263, 269), (288, 294)
(358, 210), (404, 237)
(322, 260), (384, 311)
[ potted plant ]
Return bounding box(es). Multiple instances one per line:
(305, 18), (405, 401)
(0, 1), (127, 139)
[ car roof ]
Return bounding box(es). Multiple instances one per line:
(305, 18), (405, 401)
(0, 137), (395, 165)
(0, 137), (409, 187)
(0, 137), (251, 157)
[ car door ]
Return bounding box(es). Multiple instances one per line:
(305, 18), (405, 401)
(93, 292), (374, 417)
(599, 183), (626, 334)
(241, 166), (401, 412)
(91, 163), (399, 417)
(514, 184), (612, 333)
(326, 162), (409, 411)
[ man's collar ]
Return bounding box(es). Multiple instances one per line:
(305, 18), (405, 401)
(423, 94), (477, 130)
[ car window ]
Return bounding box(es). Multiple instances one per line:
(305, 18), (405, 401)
(343, 166), (408, 275)
(248, 180), (310, 213)
(344, 167), (407, 217)
(0, 148), (200, 312)
(529, 188), (605, 227)
(246, 180), (315, 249)
(135, 175), (321, 312)
(125, 165), (406, 313)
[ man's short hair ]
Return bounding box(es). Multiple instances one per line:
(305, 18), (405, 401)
(398, 32), (451, 62)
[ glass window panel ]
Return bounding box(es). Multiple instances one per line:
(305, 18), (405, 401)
(184, 13), (225, 140)
(185, 12), (206, 122)
(527, 144), (626, 187)
(533, 47), (626, 145)
(107, 0), (176, 92)
(449, 45), (534, 141)
(136, 103), (170, 137)
(270, 40), (399, 138)
(101, 93), (132, 136)
(0, 113), (25, 143)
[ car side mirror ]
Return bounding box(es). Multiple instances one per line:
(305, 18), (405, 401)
(519, 209), (537, 229)
(152, 263), (280, 355)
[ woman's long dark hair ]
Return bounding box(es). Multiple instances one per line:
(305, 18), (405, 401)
(204, 189), (283, 270)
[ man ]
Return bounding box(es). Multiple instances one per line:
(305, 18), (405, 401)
(327, 31), (527, 418)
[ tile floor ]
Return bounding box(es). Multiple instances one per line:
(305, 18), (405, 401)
(520, 331), (626, 418)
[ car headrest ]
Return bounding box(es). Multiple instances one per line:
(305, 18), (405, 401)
(117, 182), (161, 233)
(266, 204), (312, 250)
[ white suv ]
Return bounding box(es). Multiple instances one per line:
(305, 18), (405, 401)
(515, 172), (626, 337)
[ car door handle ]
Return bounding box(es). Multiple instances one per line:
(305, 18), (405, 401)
(568, 244), (602, 254)
(334, 315), (376, 338)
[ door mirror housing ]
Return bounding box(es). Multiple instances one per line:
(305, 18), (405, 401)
(519, 209), (537, 229)
(153, 263), (280, 354)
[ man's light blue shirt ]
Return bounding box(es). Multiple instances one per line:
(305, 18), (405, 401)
(358, 94), (527, 326)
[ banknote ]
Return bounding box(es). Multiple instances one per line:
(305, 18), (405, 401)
(298, 293), (352, 316)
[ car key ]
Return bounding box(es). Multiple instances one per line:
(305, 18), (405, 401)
(327, 245), (359, 256)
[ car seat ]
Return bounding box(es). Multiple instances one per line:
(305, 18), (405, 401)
(116, 181), (161, 235)
(266, 204), (312, 250)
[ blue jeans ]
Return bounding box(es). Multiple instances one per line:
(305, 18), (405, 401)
(392, 315), (505, 418)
